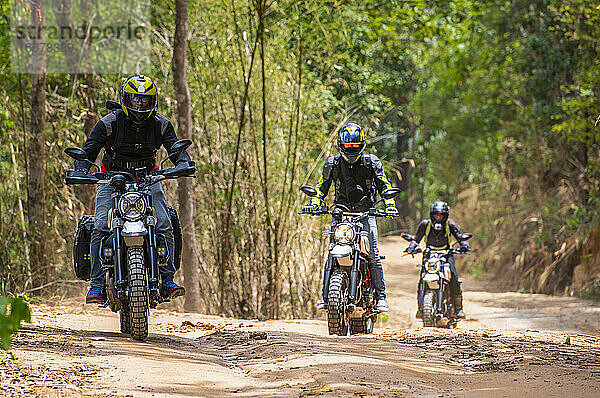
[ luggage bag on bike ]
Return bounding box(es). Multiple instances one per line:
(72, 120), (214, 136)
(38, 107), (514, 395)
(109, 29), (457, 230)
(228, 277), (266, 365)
(73, 215), (95, 281)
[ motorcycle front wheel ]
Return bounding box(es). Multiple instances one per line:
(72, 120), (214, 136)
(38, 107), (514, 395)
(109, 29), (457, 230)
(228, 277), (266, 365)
(127, 247), (149, 341)
(422, 289), (437, 327)
(327, 269), (349, 336)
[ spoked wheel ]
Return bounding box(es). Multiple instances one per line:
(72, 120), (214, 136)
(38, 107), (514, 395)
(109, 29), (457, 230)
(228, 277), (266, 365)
(127, 247), (149, 341)
(422, 290), (437, 327)
(327, 269), (349, 336)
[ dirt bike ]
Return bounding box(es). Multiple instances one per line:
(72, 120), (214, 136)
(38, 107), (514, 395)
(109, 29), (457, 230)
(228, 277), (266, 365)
(65, 140), (195, 341)
(299, 185), (400, 336)
(401, 233), (472, 328)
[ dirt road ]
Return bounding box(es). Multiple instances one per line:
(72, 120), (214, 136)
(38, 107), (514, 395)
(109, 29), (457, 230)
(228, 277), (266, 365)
(3, 237), (600, 397)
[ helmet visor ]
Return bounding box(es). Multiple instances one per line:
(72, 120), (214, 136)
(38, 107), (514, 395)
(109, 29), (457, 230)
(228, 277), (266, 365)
(432, 212), (444, 221)
(124, 93), (155, 112)
(341, 142), (363, 155)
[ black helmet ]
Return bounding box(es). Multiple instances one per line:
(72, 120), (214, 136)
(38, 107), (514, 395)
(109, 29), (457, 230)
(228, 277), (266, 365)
(337, 123), (366, 164)
(430, 201), (449, 224)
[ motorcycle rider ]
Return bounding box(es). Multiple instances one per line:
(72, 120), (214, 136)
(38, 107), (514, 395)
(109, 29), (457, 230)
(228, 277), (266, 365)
(75, 75), (191, 304)
(405, 201), (469, 319)
(303, 122), (398, 312)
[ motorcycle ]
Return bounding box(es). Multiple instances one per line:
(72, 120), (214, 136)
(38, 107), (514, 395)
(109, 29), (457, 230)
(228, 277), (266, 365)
(401, 232), (472, 328)
(300, 185), (400, 336)
(65, 139), (195, 341)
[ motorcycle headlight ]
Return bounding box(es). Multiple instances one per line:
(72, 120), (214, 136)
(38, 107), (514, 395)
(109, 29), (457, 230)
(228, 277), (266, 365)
(118, 192), (147, 221)
(425, 259), (441, 273)
(333, 223), (356, 244)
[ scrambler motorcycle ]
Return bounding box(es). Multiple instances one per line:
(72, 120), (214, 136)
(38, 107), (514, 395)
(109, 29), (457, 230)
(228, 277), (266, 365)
(300, 185), (400, 336)
(401, 232), (472, 328)
(65, 140), (195, 341)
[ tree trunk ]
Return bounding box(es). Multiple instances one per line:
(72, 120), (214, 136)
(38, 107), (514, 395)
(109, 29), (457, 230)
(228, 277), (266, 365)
(173, 0), (201, 312)
(257, 0), (278, 319)
(396, 126), (410, 219)
(51, 0), (76, 72)
(28, 0), (49, 291)
(79, 0), (97, 212)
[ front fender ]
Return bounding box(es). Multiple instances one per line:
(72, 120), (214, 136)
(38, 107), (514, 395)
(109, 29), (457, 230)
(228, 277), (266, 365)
(422, 272), (439, 283)
(122, 221), (147, 246)
(331, 244), (353, 267)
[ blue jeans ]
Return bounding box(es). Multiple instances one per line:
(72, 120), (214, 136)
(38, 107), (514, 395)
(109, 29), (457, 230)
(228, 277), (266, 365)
(322, 215), (387, 300)
(89, 182), (176, 288)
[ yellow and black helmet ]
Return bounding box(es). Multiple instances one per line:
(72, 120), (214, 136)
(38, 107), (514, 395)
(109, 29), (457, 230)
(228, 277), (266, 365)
(119, 75), (158, 124)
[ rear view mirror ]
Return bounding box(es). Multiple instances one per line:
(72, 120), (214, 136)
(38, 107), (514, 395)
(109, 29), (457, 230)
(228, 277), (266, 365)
(382, 188), (401, 199)
(401, 233), (414, 242)
(170, 139), (192, 155)
(64, 147), (89, 161)
(459, 233), (472, 241)
(162, 139), (193, 168)
(300, 186), (318, 197)
(106, 100), (121, 111)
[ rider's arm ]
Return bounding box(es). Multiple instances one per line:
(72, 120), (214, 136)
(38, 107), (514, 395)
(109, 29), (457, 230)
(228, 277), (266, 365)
(370, 154), (395, 207)
(75, 120), (107, 171)
(407, 220), (428, 251)
(449, 220), (470, 250)
(314, 156), (335, 200)
(159, 119), (192, 165)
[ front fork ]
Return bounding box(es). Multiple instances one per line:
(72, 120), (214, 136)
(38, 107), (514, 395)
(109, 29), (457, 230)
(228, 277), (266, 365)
(418, 276), (425, 311)
(347, 250), (360, 305)
(147, 224), (160, 297)
(113, 228), (126, 299)
(112, 225), (160, 299)
(437, 278), (446, 316)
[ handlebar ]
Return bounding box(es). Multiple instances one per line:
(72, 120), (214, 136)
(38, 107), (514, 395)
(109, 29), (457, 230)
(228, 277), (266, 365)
(65, 163), (195, 187)
(298, 208), (400, 220)
(404, 247), (470, 256)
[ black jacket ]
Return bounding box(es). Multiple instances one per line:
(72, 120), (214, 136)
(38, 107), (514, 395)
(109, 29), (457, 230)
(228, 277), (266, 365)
(75, 109), (191, 172)
(314, 153), (394, 211)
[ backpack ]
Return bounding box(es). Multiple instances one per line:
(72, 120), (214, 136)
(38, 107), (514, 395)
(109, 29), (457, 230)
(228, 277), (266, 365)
(425, 220), (452, 250)
(73, 215), (95, 280)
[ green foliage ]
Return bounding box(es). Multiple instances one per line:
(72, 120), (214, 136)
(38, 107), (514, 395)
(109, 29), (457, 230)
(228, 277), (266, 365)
(469, 262), (486, 279)
(0, 296), (30, 350)
(576, 280), (600, 301)
(1, 0), (600, 309)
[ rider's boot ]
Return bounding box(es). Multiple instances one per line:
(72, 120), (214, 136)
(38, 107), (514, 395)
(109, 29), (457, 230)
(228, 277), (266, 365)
(453, 293), (466, 319)
(376, 298), (389, 312)
(161, 278), (186, 298)
(86, 286), (106, 304)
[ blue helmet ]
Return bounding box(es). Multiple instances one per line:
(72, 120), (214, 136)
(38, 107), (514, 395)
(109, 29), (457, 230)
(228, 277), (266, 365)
(337, 123), (366, 164)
